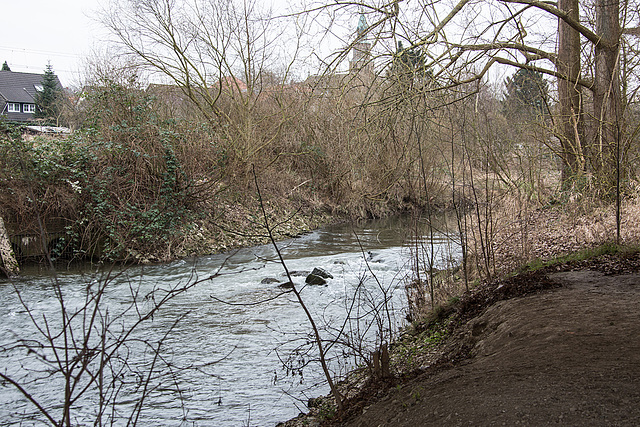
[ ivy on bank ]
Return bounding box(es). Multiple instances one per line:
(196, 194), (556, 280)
(0, 82), (205, 262)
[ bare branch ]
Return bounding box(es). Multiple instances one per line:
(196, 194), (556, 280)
(499, 0), (602, 47)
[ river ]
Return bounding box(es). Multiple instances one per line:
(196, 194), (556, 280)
(0, 216), (459, 426)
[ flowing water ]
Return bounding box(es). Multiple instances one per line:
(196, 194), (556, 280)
(0, 217), (459, 426)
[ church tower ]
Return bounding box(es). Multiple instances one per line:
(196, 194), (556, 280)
(349, 14), (373, 74)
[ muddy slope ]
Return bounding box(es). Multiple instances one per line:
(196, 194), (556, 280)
(341, 266), (640, 426)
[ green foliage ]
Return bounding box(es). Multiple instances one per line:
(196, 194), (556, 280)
(80, 143), (196, 260)
(0, 122), (79, 211)
(34, 63), (62, 124)
(394, 314), (454, 371)
(316, 401), (337, 421)
(0, 122), (87, 260)
(502, 69), (549, 118)
(388, 41), (432, 91)
(1, 61), (10, 71)
(519, 243), (626, 274)
(70, 81), (202, 260)
(391, 42), (428, 76)
(0, 79), (204, 262)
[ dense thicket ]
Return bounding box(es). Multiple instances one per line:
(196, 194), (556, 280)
(3, 0), (640, 269)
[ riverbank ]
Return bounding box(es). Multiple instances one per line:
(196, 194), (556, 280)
(279, 195), (640, 426)
(138, 196), (339, 263)
(177, 184), (440, 260)
(1, 99), (439, 268)
(280, 246), (640, 426)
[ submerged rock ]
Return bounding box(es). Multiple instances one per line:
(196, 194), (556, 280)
(261, 277), (280, 284)
(284, 270), (310, 277)
(366, 251), (383, 263)
(310, 267), (333, 279)
(305, 274), (326, 286)
(278, 281), (294, 289)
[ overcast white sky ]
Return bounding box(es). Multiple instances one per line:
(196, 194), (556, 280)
(0, 0), (352, 87)
(0, 0), (565, 92)
(0, 0), (107, 87)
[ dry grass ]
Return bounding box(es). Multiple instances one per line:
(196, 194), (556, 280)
(407, 184), (640, 322)
(489, 192), (640, 275)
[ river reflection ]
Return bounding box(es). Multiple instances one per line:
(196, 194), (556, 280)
(0, 216), (460, 426)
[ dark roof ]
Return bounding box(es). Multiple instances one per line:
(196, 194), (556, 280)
(0, 70), (62, 103)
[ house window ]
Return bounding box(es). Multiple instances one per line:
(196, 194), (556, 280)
(23, 104), (36, 113)
(7, 103), (20, 113)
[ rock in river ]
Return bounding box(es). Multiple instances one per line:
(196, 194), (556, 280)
(305, 267), (333, 286)
(278, 281), (294, 289)
(305, 274), (326, 286)
(283, 270), (310, 277)
(311, 267), (333, 279)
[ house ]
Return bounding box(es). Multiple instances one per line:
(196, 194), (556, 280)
(217, 75), (248, 94)
(302, 13), (375, 101)
(0, 70), (62, 122)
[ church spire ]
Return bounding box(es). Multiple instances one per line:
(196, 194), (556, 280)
(350, 13), (373, 75)
(356, 13), (368, 38)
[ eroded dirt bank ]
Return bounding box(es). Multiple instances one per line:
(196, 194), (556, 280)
(301, 252), (640, 426)
(346, 270), (640, 426)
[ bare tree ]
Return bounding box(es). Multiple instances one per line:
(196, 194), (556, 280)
(313, 0), (640, 194)
(103, 0), (306, 174)
(557, 0), (586, 185)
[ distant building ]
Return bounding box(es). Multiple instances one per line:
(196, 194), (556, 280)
(0, 70), (62, 122)
(303, 13), (375, 100)
(147, 83), (198, 120)
(217, 76), (248, 95)
(349, 14), (373, 75)
(147, 75), (253, 120)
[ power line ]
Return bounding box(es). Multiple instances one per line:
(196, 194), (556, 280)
(0, 45), (82, 59)
(2, 63), (82, 75)
(0, 46), (85, 78)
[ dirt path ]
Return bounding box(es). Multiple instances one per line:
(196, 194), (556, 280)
(341, 269), (640, 426)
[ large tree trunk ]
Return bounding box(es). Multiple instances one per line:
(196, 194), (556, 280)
(0, 216), (19, 276)
(593, 0), (621, 193)
(557, 0), (585, 188)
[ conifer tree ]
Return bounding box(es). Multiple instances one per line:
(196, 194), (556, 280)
(1, 61), (10, 71)
(34, 63), (61, 124)
(503, 69), (549, 118)
(389, 41), (431, 90)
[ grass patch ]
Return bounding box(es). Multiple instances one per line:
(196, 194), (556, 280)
(518, 243), (629, 274)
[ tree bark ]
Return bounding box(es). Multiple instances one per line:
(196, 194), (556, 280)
(0, 216), (19, 276)
(557, 0), (584, 187)
(593, 0), (621, 193)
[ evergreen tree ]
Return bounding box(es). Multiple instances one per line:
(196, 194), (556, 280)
(34, 63), (61, 124)
(389, 42), (432, 89)
(1, 61), (10, 71)
(502, 69), (549, 117)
